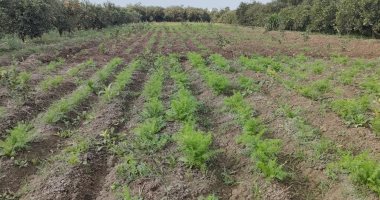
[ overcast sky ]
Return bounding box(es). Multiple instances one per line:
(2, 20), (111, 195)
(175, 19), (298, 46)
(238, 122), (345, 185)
(88, 0), (272, 9)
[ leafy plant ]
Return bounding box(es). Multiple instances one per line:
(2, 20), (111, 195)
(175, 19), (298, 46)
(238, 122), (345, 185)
(45, 58), (65, 72)
(372, 116), (380, 136)
(38, 75), (64, 91)
(167, 88), (198, 121)
(64, 138), (90, 165)
(339, 153), (380, 195)
(133, 117), (167, 151)
(300, 79), (331, 100)
(175, 123), (217, 171)
(238, 76), (260, 94)
(224, 92), (252, 124)
(67, 59), (96, 77)
(209, 53), (230, 71)
(0, 123), (34, 156)
(331, 96), (370, 126)
(116, 154), (151, 183)
(142, 97), (164, 119)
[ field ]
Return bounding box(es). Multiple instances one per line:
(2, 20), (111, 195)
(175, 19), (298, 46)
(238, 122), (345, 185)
(1, 22), (380, 200)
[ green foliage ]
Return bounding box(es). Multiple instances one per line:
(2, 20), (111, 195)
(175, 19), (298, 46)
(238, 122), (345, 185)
(0, 123), (33, 156)
(0, 67), (31, 100)
(142, 66), (164, 99)
(142, 97), (164, 119)
(175, 123), (217, 170)
(67, 59), (96, 77)
(339, 153), (380, 195)
(43, 57), (122, 123)
(38, 75), (64, 91)
(64, 137), (90, 165)
(224, 92), (252, 124)
(117, 154), (151, 183)
(240, 55), (282, 72)
(209, 53), (230, 71)
(133, 117), (167, 151)
(45, 58), (65, 72)
(361, 77), (380, 95)
(237, 76), (260, 94)
(101, 60), (139, 102)
(372, 116), (380, 136)
(331, 96), (370, 126)
(167, 88), (198, 122)
(299, 79), (331, 100)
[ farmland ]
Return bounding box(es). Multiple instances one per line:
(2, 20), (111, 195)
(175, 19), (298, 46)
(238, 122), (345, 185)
(1, 22), (380, 200)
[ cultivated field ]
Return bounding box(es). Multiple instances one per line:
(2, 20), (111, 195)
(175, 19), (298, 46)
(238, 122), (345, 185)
(1, 23), (380, 200)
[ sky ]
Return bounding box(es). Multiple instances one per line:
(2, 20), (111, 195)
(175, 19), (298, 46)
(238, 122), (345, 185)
(88, 0), (272, 9)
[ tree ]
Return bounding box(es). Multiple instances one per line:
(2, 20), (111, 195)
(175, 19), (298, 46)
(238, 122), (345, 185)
(309, 0), (337, 34)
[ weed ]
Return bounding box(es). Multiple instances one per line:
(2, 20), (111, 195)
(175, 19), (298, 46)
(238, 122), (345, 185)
(0, 123), (34, 157)
(360, 77), (380, 95)
(331, 96), (370, 126)
(38, 75), (64, 91)
(221, 168), (236, 186)
(116, 154), (151, 183)
(300, 79), (331, 100)
(175, 123), (217, 171)
(311, 62), (326, 74)
(57, 129), (75, 138)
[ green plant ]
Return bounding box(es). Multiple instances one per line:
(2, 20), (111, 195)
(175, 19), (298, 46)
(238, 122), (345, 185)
(38, 75), (64, 91)
(167, 88), (198, 121)
(67, 59), (96, 77)
(175, 123), (217, 170)
(0, 123), (34, 156)
(372, 116), (380, 136)
(224, 92), (252, 124)
(101, 60), (139, 102)
(339, 153), (380, 195)
(45, 58), (64, 72)
(311, 62), (325, 74)
(209, 53), (230, 71)
(360, 77), (380, 95)
(116, 154), (151, 183)
(300, 79), (331, 100)
(133, 117), (167, 151)
(142, 97), (164, 119)
(64, 137), (90, 165)
(237, 76), (260, 94)
(331, 96), (370, 126)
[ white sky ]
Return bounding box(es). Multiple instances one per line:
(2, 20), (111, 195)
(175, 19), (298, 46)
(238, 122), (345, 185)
(88, 0), (272, 9)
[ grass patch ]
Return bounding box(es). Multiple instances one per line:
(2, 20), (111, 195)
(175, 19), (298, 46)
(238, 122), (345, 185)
(38, 75), (64, 91)
(331, 96), (371, 126)
(0, 123), (34, 157)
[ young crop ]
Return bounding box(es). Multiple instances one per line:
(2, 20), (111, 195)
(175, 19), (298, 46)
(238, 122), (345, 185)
(142, 97), (164, 119)
(43, 57), (122, 123)
(188, 52), (231, 94)
(45, 58), (65, 72)
(174, 123), (217, 171)
(116, 154), (151, 183)
(372, 116), (380, 135)
(101, 60), (139, 102)
(167, 88), (198, 122)
(209, 53), (230, 71)
(338, 153), (380, 195)
(299, 79), (331, 100)
(224, 92), (253, 124)
(0, 123), (34, 156)
(238, 76), (260, 94)
(0, 68), (31, 101)
(133, 117), (167, 151)
(64, 137), (90, 165)
(331, 96), (370, 126)
(360, 77), (380, 95)
(239, 55), (282, 72)
(67, 59), (96, 77)
(142, 67), (164, 99)
(38, 75), (64, 91)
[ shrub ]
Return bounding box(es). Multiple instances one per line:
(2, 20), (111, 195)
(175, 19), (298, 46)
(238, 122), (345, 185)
(0, 123), (34, 156)
(175, 123), (217, 170)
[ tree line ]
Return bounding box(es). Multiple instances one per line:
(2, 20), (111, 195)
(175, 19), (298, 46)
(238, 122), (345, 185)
(0, 0), (211, 41)
(235, 0), (380, 38)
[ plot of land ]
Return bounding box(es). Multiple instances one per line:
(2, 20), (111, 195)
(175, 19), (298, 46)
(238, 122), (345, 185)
(0, 23), (380, 200)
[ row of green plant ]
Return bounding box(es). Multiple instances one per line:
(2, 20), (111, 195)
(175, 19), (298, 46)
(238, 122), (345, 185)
(0, 67), (31, 102)
(208, 53), (231, 71)
(101, 60), (140, 102)
(43, 57), (123, 123)
(224, 92), (287, 180)
(167, 55), (217, 171)
(188, 52), (230, 94)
